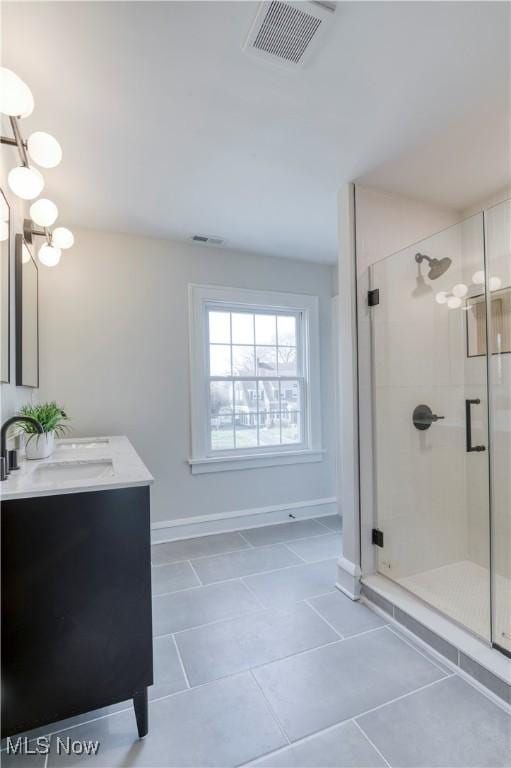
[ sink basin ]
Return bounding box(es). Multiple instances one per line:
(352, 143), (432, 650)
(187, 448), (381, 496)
(32, 459), (114, 485)
(55, 439), (110, 451)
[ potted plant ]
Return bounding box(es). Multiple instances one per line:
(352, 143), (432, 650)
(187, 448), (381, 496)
(17, 402), (70, 460)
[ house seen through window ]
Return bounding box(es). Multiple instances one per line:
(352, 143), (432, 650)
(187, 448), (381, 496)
(208, 309), (304, 451)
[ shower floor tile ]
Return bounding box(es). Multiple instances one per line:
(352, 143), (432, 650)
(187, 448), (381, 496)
(398, 560), (510, 646)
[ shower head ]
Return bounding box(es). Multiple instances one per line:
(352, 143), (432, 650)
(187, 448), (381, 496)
(415, 252), (452, 280)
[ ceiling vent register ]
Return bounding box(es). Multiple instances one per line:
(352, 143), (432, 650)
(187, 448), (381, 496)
(244, 1), (335, 69)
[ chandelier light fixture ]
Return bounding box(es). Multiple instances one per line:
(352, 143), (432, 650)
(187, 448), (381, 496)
(0, 67), (74, 266)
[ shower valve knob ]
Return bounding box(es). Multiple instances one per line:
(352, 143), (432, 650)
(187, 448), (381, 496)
(412, 404), (444, 431)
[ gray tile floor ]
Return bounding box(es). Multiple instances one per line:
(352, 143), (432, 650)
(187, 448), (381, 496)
(4, 515), (511, 768)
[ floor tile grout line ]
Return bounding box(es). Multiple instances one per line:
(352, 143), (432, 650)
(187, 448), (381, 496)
(156, 585), (339, 638)
(281, 541), (308, 563)
(249, 669), (291, 747)
(243, 675), (459, 768)
(354, 674), (457, 723)
(152, 557), (339, 599)
(240, 577), (268, 610)
(180, 636), (346, 690)
(187, 559), (203, 587)
(386, 624), (452, 676)
(245, 530), (338, 548)
(352, 719), (392, 767)
(151, 543), (251, 568)
(239, 675), (452, 768)
(303, 598), (345, 639)
(171, 633), (191, 689)
(155, 605), (264, 639)
(237, 530), (255, 548)
(314, 518), (339, 532)
(151, 525), (341, 567)
(165, 593), (339, 641)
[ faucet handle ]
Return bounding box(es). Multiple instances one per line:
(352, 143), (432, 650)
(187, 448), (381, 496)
(7, 449), (19, 471)
(0, 456), (7, 481)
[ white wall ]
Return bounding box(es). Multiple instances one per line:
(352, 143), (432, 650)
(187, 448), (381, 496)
(37, 228), (337, 526)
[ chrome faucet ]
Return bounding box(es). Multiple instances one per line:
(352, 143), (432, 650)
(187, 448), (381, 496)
(1, 416), (44, 481)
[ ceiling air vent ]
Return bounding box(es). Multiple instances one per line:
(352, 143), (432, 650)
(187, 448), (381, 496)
(244, 1), (335, 69)
(190, 234), (225, 246)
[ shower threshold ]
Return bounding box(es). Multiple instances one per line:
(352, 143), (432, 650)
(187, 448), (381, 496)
(397, 560), (510, 646)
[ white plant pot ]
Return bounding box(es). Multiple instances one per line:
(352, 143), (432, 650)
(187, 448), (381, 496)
(25, 431), (55, 460)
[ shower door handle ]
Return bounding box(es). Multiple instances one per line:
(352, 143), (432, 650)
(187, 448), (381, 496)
(465, 399), (486, 452)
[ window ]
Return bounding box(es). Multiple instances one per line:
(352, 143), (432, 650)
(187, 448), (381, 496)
(189, 285), (323, 473)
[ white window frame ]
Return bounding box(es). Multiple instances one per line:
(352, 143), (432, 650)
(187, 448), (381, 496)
(188, 284), (324, 474)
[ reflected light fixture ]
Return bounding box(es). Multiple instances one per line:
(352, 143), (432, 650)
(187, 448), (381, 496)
(452, 283), (468, 298)
(27, 131), (62, 169)
(489, 276), (502, 291)
(0, 67), (34, 117)
(51, 227), (74, 250)
(435, 291), (448, 305)
(30, 198), (58, 228)
(23, 217), (74, 268)
(447, 296), (462, 309)
(38, 243), (61, 267)
(7, 165), (44, 200)
(472, 270), (485, 285)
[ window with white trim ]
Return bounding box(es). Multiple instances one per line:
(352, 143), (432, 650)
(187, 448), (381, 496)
(188, 285), (323, 474)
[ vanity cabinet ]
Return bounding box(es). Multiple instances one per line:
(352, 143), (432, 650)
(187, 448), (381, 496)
(1, 485), (153, 738)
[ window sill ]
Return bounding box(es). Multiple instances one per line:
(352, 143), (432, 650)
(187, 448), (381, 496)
(188, 449), (325, 474)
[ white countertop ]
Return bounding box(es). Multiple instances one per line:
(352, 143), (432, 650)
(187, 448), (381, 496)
(0, 436), (153, 501)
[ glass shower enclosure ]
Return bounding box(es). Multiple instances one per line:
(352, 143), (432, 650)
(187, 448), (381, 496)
(369, 200), (510, 656)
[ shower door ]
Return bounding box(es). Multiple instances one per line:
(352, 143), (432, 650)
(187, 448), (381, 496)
(485, 199), (511, 656)
(370, 213), (492, 642)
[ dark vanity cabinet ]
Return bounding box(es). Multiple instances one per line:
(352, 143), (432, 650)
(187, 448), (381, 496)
(1, 485), (153, 738)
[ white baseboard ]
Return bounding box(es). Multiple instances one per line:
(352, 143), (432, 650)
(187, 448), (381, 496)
(336, 556), (362, 600)
(151, 497), (338, 544)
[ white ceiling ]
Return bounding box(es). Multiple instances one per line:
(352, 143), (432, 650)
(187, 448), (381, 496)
(2, 1), (509, 264)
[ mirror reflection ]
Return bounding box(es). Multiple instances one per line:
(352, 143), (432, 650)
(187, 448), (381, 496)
(15, 235), (38, 388)
(0, 189), (9, 383)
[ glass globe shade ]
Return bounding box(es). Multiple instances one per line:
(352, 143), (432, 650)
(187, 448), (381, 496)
(8, 165), (44, 200)
(452, 283), (468, 298)
(30, 198), (58, 228)
(0, 221), (8, 242)
(447, 296), (462, 309)
(435, 292), (447, 305)
(38, 244), (61, 267)
(0, 67), (34, 117)
(489, 276), (502, 291)
(27, 132), (62, 169)
(51, 227), (74, 250)
(472, 270), (485, 286)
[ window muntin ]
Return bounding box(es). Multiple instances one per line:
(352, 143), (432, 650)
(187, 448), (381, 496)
(207, 308), (304, 453)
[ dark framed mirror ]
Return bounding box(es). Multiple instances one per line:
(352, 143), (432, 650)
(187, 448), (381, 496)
(15, 234), (39, 388)
(0, 189), (10, 383)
